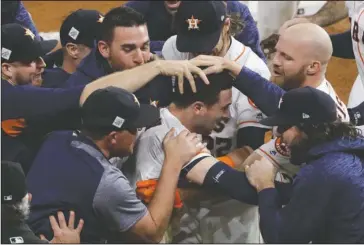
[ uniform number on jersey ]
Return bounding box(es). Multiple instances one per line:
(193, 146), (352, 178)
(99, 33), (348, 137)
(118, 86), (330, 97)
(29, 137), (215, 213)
(203, 136), (233, 157)
(352, 21), (364, 43)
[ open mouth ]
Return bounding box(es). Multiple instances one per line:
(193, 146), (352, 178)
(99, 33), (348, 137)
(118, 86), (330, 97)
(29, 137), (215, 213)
(273, 69), (283, 76)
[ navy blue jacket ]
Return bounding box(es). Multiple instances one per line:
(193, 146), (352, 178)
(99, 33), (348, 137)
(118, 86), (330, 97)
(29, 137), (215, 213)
(1, 79), (84, 173)
(124, 0), (266, 62)
(42, 68), (70, 88)
(259, 136), (364, 243)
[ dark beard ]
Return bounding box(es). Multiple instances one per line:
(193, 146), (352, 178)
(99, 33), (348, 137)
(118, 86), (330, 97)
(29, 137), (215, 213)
(289, 136), (311, 165)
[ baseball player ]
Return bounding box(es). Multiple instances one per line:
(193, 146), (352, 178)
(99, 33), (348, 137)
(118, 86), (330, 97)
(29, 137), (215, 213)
(347, 1), (364, 131)
(132, 70), (263, 243)
(192, 22), (350, 184)
(159, 1), (271, 243)
(42, 9), (104, 88)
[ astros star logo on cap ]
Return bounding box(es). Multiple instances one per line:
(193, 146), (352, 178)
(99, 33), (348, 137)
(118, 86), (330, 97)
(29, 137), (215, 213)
(150, 99), (159, 108)
(97, 14), (104, 23)
(24, 28), (35, 40)
(186, 15), (202, 30)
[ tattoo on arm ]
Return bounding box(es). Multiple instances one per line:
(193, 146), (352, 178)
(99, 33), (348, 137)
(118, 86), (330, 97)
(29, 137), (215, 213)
(304, 1), (348, 27)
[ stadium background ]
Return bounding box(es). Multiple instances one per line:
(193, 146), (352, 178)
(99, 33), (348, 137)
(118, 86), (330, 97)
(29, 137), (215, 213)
(24, 1), (357, 103)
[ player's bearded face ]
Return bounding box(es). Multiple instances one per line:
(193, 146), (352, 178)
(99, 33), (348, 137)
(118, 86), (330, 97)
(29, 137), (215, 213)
(281, 126), (309, 165)
(6, 60), (40, 86)
(271, 64), (306, 91)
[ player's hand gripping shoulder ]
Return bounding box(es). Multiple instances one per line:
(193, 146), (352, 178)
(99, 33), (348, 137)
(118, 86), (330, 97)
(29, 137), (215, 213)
(162, 128), (207, 168)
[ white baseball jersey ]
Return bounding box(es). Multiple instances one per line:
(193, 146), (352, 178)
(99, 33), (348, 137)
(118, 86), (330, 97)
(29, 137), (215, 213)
(256, 79), (350, 182)
(249, 1), (326, 40)
(133, 108), (262, 243)
(348, 1), (364, 132)
(163, 35), (271, 157)
(160, 36), (271, 243)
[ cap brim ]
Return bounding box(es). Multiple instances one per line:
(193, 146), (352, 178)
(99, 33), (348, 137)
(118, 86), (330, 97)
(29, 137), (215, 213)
(259, 112), (299, 127)
(132, 104), (160, 128)
(38, 39), (58, 56)
(176, 28), (222, 53)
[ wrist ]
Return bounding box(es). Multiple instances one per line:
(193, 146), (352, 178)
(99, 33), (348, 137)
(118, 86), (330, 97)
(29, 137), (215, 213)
(224, 59), (242, 78)
(256, 181), (275, 192)
(154, 59), (164, 75)
(164, 157), (183, 172)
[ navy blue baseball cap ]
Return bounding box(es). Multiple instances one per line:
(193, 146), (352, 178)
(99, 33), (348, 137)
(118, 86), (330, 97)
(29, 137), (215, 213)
(175, 1), (227, 53)
(2, 161), (27, 204)
(60, 9), (104, 48)
(82, 87), (160, 131)
(260, 87), (338, 126)
(2, 23), (58, 63)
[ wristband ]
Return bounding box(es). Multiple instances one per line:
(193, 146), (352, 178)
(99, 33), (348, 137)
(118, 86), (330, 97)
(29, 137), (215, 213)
(179, 152), (211, 178)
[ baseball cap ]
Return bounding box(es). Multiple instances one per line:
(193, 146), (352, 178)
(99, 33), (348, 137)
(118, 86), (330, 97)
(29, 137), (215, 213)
(2, 161), (27, 204)
(82, 87), (160, 131)
(260, 87), (338, 126)
(175, 1), (227, 53)
(1, 23), (58, 63)
(60, 9), (104, 48)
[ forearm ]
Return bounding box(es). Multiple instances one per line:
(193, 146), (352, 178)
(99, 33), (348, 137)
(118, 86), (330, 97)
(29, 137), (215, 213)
(80, 60), (161, 105)
(233, 67), (285, 116)
(304, 1), (348, 27)
(147, 159), (181, 241)
(258, 188), (282, 243)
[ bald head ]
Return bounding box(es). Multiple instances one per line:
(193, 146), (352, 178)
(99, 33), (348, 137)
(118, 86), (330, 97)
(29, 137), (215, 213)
(281, 23), (333, 64)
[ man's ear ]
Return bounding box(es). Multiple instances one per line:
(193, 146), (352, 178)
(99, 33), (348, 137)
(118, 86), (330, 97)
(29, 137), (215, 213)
(98, 40), (110, 59)
(306, 61), (320, 76)
(192, 101), (206, 115)
(65, 43), (79, 59)
(1, 62), (13, 79)
(107, 131), (118, 145)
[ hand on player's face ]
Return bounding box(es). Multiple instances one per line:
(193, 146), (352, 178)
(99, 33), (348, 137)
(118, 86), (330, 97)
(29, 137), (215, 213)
(163, 128), (206, 167)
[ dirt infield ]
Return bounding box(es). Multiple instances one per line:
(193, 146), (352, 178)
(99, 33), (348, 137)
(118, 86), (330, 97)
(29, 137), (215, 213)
(24, 1), (358, 103)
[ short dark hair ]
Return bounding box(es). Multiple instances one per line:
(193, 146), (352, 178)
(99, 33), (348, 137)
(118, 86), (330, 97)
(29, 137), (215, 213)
(101, 6), (146, 43)
(172, 69), (234, 108)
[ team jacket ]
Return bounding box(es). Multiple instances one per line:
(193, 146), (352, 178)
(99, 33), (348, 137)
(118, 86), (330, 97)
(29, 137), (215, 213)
(259, 136), (364, 243)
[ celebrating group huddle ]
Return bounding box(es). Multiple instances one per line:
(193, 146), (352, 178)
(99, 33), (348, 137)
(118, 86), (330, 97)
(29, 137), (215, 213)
(2, 1), (364, 244)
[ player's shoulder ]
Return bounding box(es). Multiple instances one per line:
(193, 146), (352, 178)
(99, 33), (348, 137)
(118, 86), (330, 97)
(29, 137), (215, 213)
(229, 37), (271, 79)
(162, 35), (190, 60)
(138, 123), (168, 143)
(245, 51), (271, 79)
(138, 108), (182, 142)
